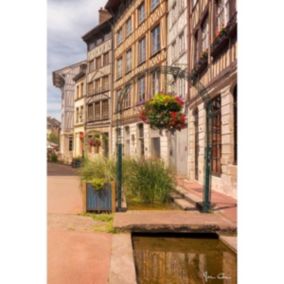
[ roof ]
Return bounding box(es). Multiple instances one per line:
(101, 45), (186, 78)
(52, 60), (86, 88)
(82, 18), (112, 43)
(105, 0), (121, 11)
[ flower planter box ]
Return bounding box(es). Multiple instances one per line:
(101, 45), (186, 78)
(211, 13), (237, 59)
(83, 182), (116, 213)
(191, 55), (208, 83)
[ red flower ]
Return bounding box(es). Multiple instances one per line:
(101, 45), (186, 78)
(175, 96), (185, 107)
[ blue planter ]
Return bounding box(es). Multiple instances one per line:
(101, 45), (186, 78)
(86, 183), (112, 212)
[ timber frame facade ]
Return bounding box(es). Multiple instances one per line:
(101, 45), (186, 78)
(187, 0), (237, 197)
(82, 16), (113, 158)
(106, 0), (169, 161)
(52, 61), (86, 163)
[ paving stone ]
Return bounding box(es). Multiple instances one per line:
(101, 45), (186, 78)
(109, 234), (137, 284)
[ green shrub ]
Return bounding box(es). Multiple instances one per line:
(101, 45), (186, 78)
(79, 156), (115, 190)
(50, 153), (58, 162)
(124, 159), (174, 203)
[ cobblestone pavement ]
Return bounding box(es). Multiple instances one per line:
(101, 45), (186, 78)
(48, 163), (112, 284)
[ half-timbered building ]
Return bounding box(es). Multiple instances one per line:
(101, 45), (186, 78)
(53, 61), (85, 163)
(187, 0), (237, 197)
(73, 63), (87, 158)
(167, 0), (189, 175)
(82, 9), (113, 158)
(105, 0), (169, 161)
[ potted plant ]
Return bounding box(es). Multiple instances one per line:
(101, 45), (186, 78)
(139, 93), (187, 134)
(79, 157), (115, 212)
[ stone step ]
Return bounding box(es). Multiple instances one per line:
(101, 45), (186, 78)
(173, 198), (197, 211)
(175, 186), (202, 205)
(169, 191), (183, 199)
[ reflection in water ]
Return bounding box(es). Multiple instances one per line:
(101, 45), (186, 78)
(133, 235), (237, 284)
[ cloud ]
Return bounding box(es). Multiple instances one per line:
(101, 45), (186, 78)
(47, 0), (107, 120)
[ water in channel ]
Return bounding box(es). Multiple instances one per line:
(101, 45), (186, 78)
(132, 233), (237, 284)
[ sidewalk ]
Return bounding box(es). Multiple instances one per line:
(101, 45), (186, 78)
(48, 163), (112, 284)
(176, 177), (237, 224)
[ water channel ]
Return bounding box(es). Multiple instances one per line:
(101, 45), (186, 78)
(132, 233), (237, 284)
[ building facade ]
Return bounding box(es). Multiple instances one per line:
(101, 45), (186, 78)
(47, 116), (61, 138)
(82, 10), (113, 158)
(73, 63), (87, 158)
(167, 0), (189, 175)
(53, 61), (85, 163)
(187, 0), (237, 197)
(106, 0), (169, 162)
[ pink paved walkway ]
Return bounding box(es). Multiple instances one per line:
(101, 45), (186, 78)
(176, 177), (237, 224)
(48, 163), (112, 284)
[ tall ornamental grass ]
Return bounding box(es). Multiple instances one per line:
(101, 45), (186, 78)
(125, 159), (174, 203)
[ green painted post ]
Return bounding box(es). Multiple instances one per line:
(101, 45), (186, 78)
(116, 143), (122, 211)
(202, 101), (212, 213)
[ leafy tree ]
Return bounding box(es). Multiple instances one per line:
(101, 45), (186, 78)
(48, 133), (59, 144)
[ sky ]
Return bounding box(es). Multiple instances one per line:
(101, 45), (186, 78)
(47, 0), (107, 121)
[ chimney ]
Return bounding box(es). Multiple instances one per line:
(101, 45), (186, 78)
(99, 8), (111, 24)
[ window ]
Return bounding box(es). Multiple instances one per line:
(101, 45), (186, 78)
(95, 78), (100, 93)
(79, 106), (84, 122)
(80, 82), (84, 97)
(68, 136), (73, 151)
(95, 56), (101, 69)
(76, 85), (80, 100)
(126, 17), (132, 37)
(194, 108), (199, 180)
(89, 60), (95, 72)
(124, 126), (130, 156)
(151, 25), (161, 55)
(88, 82), (94, 95)
(172, 2), (177, 24)
(138, 37), (146, 64)
(103, 52), (110, 66)
(137, 124), (144, 158)
(76, 107), (79, 123)
(194, 31), (199, 64)
(117, 28), (123, 46)
(151, 71), (160, 96)
(102, 100), (109, 119)
(117, 57), (123, 79)
(215, 0), (230, 35)
(201, 16), (209, 52)
(138, 2), (145, 24)
(126, 48), (132, 73)
(151, 0), (159, 11)
(116, 89), (122, 112)
(88, 104), (94, 121)
(95, 102), (101, 120)
(137, 76), (145, 103)
(210, 95), (222, 176)
(102, 76), (109, 91)
(179, 32), (185, 54)
(123, 84), (131, 109)
(233, 86), (237, 164)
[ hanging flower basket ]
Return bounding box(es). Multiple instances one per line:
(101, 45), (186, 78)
(139, 93), (187, 133)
